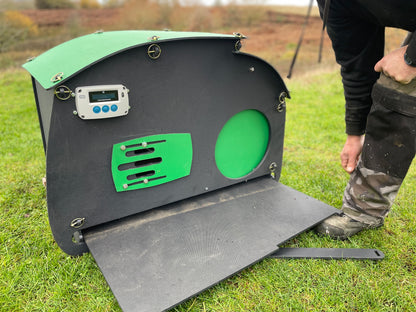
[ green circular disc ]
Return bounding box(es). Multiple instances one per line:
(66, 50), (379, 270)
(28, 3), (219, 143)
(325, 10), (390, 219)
(215, 109), (270, 179)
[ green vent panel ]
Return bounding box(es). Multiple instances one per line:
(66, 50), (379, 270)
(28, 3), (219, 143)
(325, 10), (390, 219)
(112, 133), (193, 192)
(215, 110), (270, 179)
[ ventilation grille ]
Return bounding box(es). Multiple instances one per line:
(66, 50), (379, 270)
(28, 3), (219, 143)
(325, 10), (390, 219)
(111, 133), (193, 192)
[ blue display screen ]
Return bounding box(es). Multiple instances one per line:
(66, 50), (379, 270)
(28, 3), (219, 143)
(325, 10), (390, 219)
(89, 90), (118, 103)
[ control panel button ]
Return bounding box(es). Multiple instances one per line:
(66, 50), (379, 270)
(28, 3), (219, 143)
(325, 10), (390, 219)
(75, 84), (130, 120)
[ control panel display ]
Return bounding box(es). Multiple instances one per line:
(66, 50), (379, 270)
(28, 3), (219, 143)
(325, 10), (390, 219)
(89, 90), (119, 103)
(75, 85), (130, 120)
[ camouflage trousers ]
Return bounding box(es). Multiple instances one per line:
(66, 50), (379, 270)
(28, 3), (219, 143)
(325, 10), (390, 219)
(342, 74), (416, 226)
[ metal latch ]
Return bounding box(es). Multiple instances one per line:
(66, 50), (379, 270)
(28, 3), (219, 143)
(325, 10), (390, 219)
(269, 162), (277, 179)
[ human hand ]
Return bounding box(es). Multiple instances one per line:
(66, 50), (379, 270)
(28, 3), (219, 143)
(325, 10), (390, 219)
(374, 45), (416, 84)
(340, 135), (364, 173)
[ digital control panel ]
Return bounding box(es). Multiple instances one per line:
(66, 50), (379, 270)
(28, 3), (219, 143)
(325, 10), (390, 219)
(75, 84), (130, 120)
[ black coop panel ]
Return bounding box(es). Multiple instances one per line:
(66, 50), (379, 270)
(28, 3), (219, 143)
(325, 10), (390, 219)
(23, 30), (339, 312)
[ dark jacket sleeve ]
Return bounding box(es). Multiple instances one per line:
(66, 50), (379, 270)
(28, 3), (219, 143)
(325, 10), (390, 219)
(406, 34), (416, 63)
(317, 0), (384, 135)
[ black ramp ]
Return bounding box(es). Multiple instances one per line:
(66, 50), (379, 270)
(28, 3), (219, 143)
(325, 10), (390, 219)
(84, 178), (339, 312)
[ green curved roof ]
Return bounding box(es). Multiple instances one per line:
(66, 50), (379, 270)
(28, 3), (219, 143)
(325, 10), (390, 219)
(23, 30), (236, 90)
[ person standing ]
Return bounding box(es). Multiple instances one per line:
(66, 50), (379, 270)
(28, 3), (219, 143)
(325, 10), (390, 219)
(314, 0), (416, 239)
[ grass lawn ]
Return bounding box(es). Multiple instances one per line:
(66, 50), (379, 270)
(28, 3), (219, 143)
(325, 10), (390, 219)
(1, 68), (415, 311)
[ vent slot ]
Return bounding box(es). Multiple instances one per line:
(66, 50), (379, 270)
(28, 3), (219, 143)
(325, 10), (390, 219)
(118, 157), (162, 171)
(125, 140), (166, 149)
(128, 176), (167, 187)
(126, 148), (155, 157)
(127, 170), (156, 181)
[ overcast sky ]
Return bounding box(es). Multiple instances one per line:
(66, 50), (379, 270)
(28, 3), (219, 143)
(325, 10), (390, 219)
(202, 0), (315, 5)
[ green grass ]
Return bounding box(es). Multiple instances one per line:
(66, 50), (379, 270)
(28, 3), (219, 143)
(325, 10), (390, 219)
(1, 68), (415, 311)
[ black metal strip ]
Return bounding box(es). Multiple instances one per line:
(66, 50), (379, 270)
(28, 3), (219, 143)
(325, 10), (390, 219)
(270, 248), (384, 261)
(287, 0), (314, 78)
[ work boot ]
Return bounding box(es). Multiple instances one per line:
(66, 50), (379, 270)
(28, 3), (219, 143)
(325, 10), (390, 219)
(315, 213), (376, 240)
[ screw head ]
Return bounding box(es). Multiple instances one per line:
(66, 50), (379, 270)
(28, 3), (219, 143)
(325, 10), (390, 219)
(70, 218), (85, 228)
(147, 44), (161, 59)
(269, 162), (277, 170)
